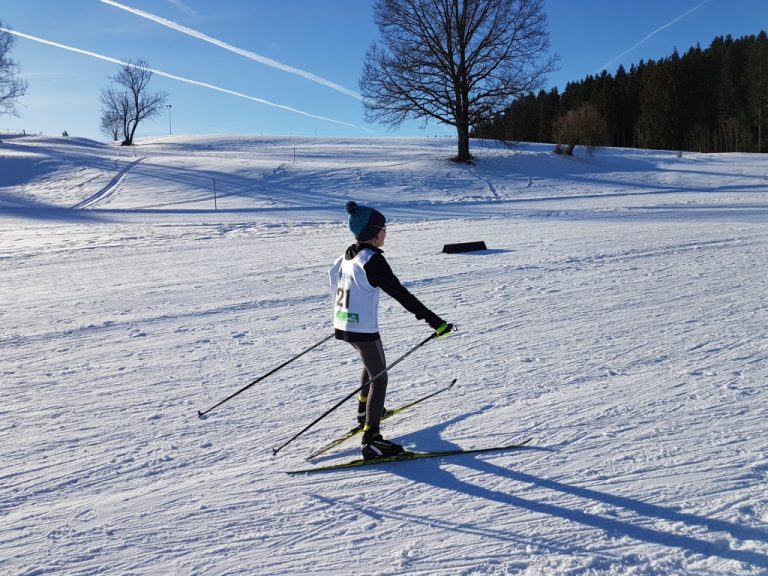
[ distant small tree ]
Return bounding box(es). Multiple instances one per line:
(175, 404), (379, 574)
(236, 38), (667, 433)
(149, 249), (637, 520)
(100, 59), (167, 145)
(99, 87), (131, 141)
(553, 103), (609, 155)
(99, 107), (122, 141)
(0, 23), (29, 117)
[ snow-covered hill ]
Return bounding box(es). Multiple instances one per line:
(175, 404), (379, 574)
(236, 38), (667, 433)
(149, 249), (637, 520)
(2, 133), (767, 575)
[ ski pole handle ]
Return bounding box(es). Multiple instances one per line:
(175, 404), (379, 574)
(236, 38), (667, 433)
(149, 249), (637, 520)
(434, 322), (456, 338)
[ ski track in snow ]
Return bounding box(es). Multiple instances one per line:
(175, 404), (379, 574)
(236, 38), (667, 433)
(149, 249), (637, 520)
(72, 157), (146, 210)
(1, 134), (768, 575)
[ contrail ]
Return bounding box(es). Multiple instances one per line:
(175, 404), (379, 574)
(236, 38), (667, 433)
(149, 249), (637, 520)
(1, 28), (369, 131)
(598, 0), (709, 72)
(99, 0), (362, 100)
(165, 0), (197, 17)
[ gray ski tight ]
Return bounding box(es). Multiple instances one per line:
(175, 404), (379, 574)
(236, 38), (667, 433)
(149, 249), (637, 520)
(350, 339), (387, 428)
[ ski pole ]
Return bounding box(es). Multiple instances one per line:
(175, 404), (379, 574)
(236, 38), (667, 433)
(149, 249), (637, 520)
(197, 333), (335, 418)
(271, 331), (438, 456)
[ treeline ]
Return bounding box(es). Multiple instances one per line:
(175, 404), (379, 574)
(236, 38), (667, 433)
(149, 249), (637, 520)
(473, 32), (768, 153)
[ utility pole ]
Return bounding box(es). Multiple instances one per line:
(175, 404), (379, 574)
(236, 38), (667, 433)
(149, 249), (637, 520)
(167, 104), (172, 135)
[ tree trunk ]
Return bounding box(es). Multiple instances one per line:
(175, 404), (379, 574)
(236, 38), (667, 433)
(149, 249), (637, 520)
(122, 117), (131, 146)
(455, 123), (472, 163)
(127, 116), (140, 147)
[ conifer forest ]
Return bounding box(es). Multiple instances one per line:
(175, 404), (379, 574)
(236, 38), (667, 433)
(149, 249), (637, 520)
(474, 32), (768, 154)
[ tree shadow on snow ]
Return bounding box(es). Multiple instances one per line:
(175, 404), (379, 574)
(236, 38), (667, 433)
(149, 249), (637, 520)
(386, 418), (768, 569)
(0, 190), (113, 223)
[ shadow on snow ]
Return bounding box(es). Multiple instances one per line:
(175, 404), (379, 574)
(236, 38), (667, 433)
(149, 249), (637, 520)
(313, 416), (768, 569)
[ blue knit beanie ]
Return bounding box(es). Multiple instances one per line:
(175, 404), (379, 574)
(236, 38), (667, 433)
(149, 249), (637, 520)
(346, 201), (386, 241)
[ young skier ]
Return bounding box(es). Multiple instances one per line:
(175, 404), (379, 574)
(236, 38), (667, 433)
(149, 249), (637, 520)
(329, 201), (453, 460)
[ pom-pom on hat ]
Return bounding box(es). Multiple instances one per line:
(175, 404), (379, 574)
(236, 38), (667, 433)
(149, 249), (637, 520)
(346, 201), (386, 241)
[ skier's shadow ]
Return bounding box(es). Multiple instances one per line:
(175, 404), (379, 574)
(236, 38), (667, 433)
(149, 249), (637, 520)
(389, 417), (768, 569)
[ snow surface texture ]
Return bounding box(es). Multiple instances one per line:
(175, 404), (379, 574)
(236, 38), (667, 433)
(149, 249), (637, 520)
(1, 133), (767, 575)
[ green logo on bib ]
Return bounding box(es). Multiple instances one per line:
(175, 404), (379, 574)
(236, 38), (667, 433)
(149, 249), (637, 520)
(335, 310), (360, 323)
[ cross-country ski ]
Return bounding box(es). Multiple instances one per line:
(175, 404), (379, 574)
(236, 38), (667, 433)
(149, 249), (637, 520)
(287, 438), (533, 474)
(305, 378), (457, 460)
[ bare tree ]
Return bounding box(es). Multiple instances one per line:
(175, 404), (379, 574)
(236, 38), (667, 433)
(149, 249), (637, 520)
(99, 86), (132, 142)
(361, 0), (557, 163)
(0, 23), (29, 117)
(101, 59), (167, 145)
(552, 103), (609, 156)
(99, 107), (123, 141)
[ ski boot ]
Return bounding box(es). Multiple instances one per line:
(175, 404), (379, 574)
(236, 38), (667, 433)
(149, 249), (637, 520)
(361, 426), (404, 461)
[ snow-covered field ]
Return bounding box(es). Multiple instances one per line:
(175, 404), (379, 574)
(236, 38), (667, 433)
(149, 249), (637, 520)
(2, 133), (767, 575)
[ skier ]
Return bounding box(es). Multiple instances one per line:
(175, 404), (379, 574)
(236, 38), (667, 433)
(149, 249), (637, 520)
(330, 201), (453, 460)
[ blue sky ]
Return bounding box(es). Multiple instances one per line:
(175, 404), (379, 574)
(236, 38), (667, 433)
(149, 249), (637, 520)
(1, 0), (766, 141)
